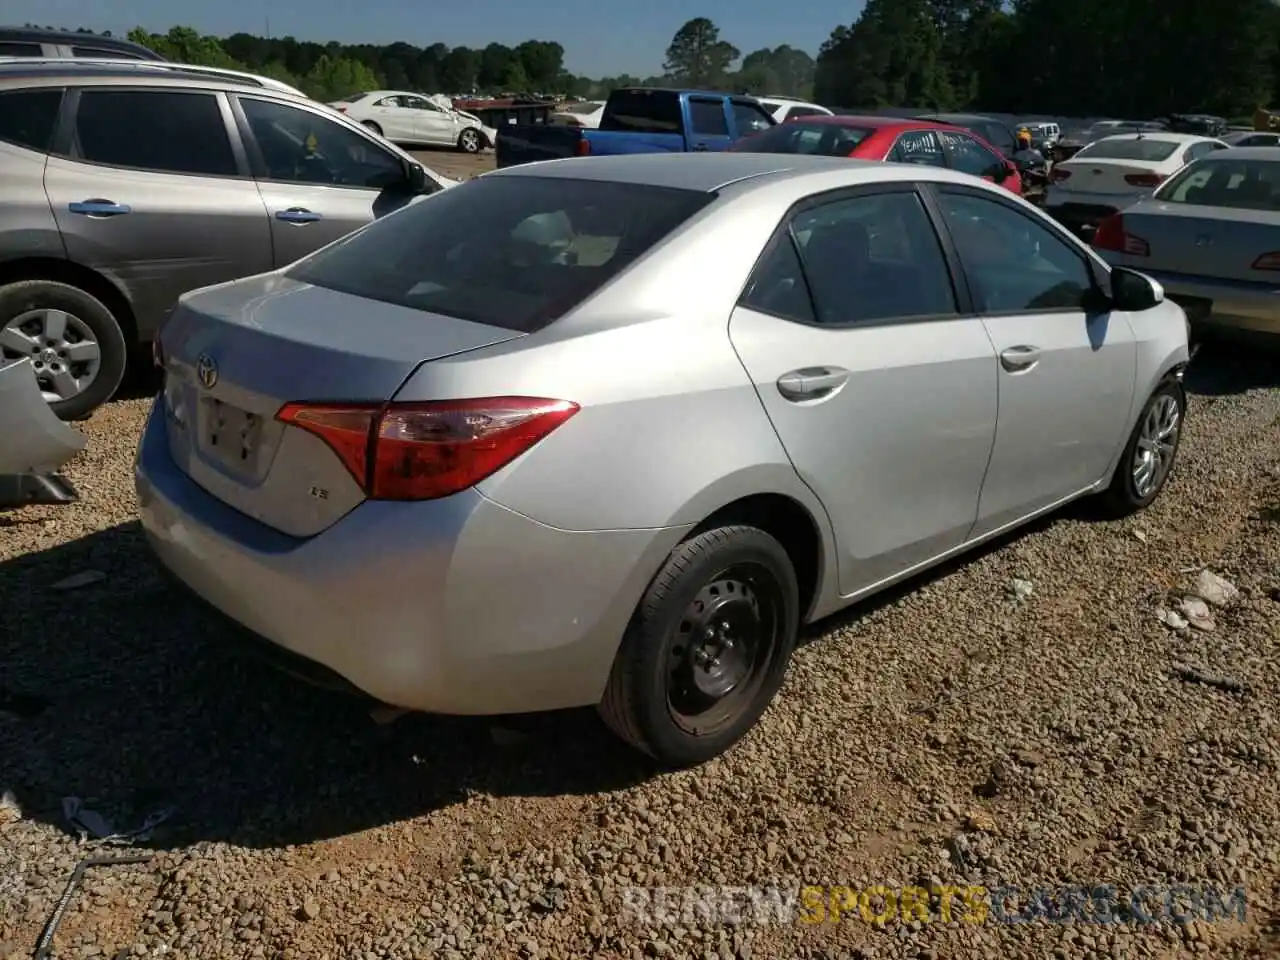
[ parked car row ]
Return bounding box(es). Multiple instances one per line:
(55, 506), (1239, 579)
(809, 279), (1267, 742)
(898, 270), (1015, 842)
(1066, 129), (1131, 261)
(0, 59), (454, 419)
(134, 150), (1191, 767)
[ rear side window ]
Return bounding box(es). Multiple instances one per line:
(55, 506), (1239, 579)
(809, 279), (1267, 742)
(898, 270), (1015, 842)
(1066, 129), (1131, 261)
(72, 90), (238, 176)
(72, 46), (143, 59)
(599, 90), (681, 134)
(0, 89), (63, 152)
(1075, 139), (1179, 162)
(891, 130), (946, 167)
(730, 121), (869, 156)
(0, 41), (43, 56)
(689, 99), (728, 136)
(288, 175), (716, 333)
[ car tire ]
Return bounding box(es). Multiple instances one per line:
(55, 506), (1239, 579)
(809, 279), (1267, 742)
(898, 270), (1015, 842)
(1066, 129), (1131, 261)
(362, 120), (382, 136)
(0, 279), (128, 421)
(598, 524), (800, 768)
(457, 127), (482, 154)
(1097, 377), (1186, 517)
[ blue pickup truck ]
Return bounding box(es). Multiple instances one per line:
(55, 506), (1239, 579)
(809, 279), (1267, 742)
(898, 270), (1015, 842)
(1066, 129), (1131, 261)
(495, 88), (777, 168)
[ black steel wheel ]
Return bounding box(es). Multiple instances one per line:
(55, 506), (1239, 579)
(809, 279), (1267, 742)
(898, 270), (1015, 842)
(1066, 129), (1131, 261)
(599, 524), (799, 768)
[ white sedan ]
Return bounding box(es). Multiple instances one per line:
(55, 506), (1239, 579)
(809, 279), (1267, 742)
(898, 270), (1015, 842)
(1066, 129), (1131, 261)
(1045, 132), (1228, 234)
(329, 90), (498, 153)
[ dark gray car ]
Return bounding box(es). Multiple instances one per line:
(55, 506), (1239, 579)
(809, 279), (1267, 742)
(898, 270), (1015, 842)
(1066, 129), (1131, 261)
(0, 63), (452, 419)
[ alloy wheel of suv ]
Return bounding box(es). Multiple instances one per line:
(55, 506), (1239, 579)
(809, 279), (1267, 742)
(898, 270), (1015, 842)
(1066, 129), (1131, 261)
(0, 280), (128, 420)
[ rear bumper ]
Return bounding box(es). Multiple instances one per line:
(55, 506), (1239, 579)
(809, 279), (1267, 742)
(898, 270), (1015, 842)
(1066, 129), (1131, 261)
(1044, 187), (1147, 231)
(1094, 259), (1280, 335)
(134, 403), (688, 715)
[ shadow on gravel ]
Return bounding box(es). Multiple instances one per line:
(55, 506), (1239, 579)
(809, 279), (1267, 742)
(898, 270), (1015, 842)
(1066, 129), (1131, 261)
(0, 522), (653, 851)
(1184, 339), (1280, 397)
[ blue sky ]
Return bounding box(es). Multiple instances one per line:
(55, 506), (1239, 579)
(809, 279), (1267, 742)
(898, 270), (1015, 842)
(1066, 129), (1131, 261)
(4, 0), (864, 77)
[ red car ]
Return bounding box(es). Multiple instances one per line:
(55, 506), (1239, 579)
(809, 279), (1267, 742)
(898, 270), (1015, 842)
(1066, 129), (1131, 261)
(729, 115), (1024, 197)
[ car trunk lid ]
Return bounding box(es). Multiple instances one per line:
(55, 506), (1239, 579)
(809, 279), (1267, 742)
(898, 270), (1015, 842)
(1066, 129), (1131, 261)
(1055, 158), (1168, 196)
(1117, 201), (1280, 281)
(158, 273), (524, 537)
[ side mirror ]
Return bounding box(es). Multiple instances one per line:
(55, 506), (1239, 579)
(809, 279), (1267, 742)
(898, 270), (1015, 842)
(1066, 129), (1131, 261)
(1110, 267), (1164, 311)
(405, 162), (429, 193)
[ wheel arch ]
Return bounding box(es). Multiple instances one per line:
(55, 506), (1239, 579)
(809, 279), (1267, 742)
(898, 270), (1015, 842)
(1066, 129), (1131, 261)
(0, 256), (138, 345)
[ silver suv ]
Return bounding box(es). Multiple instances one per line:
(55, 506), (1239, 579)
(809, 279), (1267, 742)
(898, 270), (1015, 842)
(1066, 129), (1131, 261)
(0, 62), (451, 419)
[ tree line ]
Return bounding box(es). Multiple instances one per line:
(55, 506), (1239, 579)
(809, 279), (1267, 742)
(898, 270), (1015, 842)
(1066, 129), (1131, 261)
(813, 0), (1280, 119)
(29, 4), (1280, 117)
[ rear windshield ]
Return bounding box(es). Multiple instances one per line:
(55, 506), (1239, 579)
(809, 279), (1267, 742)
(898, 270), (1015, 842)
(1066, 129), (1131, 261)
(599, 90), (681, 134)
(1074, 138), (1179, 161)
(730, 121), (870, 156)
(288, 176), (716, 332)
(1157, 157), (1280, 211)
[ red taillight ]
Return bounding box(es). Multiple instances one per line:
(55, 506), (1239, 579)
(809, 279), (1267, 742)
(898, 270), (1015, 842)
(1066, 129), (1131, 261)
(1050, 167), (1072, 182)
(575, 138), (591, 156)
(1252, 251), (1280, 270)
(1091, 214), (1149, 256)
(334, 106), (347, 113)
(276, 397), (579, 501)
(1124, 172), (1166, 187)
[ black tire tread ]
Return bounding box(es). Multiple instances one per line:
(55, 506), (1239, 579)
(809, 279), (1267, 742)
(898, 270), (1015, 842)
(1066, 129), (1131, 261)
(598, 524), (794, 762)
(1096, 377), (1186, 519)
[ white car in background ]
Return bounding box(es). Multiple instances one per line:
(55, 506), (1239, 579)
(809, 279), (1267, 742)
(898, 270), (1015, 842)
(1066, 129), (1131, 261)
(330, 90), (498, 153)
(755, 95), (833, 123)
(1045, 132), (1229, 235)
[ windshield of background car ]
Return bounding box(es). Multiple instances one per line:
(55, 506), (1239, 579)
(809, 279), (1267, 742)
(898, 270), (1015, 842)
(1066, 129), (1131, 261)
(729, 121), (870, 156)
(1074, 138), (1179, 162)
(287, 176), (717, 332)
(1156, 157), (1280, 211)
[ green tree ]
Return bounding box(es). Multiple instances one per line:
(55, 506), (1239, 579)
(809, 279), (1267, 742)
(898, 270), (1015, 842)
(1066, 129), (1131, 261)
(514, 40), (566, 91)
(734, 45), (815, 97)
(663, 17), (740, 88)
(477, 43), (515, 90)
(813, 0), (952, 109)
(126, 25), (243, 68)
(439, 46), (480, 92)
(302, 54), (381, 102)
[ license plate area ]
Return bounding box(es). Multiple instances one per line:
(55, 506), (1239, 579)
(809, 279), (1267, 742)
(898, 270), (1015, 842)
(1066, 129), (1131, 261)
(199, 397), (263, 476)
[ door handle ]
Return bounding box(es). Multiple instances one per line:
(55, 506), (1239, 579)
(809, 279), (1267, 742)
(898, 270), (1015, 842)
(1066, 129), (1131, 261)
(999, 345), (1041, 372)
(275, 208), (322, 224)
(68, 199), (131, 217)
(776, 366), (850, 401)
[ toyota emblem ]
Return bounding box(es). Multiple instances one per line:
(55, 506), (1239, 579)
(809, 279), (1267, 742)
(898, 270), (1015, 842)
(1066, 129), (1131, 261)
(196, 353), (218, 389)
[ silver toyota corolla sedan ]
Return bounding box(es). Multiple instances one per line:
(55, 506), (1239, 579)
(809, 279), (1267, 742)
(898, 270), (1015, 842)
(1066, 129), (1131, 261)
(135, 153), (1190, 767)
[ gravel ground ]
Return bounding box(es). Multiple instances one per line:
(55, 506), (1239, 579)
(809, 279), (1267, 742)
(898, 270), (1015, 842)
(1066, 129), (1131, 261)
(409, 150), (495, 181)
(2, 346), (1278, 960)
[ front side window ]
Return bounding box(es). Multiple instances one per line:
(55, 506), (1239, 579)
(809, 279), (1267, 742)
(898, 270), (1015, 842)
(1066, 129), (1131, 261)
(288, 176), (716, 333)
(936, 189), (1093, 313)
(787, 191), (958, 325)
(689, 99), (728, 137)
(731, 100), (774, 135)
(938, 130), (1001, 177)
(891, 130), (946, 167)
(72, 90), (237, 176)
(239, 97), (406, 189)
(1157, 157), (1280, 211)
(0, 89), (63, 152)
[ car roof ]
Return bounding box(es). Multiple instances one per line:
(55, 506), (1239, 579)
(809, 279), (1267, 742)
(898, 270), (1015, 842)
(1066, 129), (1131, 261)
(0, 60), (312, 97)
(789, 114), (943, 131)
(488, 151), (986, 194)
(0, 26), (158, 52)
(1211, 146), (1280, 159)
(918, 112), (1001, 123)
(1091, 132), (1218, 144)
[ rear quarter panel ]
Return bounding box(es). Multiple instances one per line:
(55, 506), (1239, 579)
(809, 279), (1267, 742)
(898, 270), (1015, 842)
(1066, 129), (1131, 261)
(0, 142), (65, 263)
